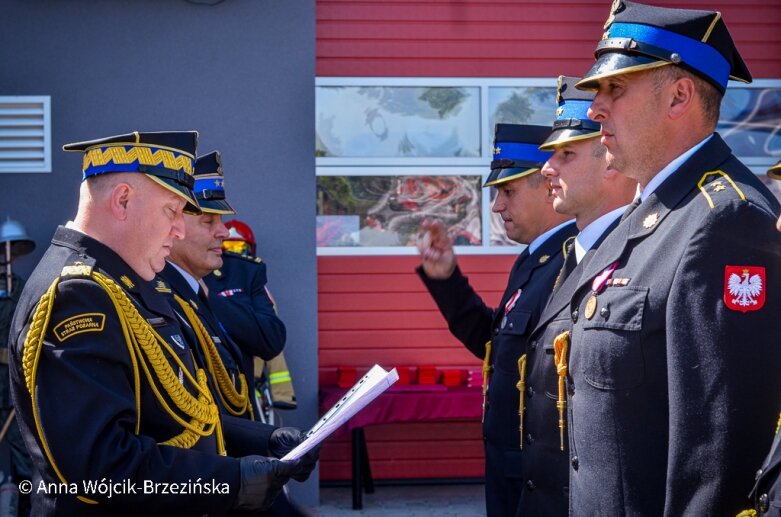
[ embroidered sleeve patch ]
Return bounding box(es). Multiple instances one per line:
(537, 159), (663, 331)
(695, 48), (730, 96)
(53, 313), (106, 342)
(724, 265), (766, 312)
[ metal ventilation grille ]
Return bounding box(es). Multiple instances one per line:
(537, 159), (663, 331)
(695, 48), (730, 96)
(0, 96), (51, 173)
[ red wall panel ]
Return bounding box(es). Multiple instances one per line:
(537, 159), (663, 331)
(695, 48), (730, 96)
(317, 254), (515, 480)
(317, 0), (781, 78)
(320, 421), (485, 480)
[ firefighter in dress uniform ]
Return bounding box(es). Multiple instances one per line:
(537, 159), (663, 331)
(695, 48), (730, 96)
(416, 124), (577, 516)
(155, 150), (316, 516)
(8, 132), (311, 515)
(205, 220), (294, 420)
(155, 152), (255, 422)
(562, 3), (781, 514)
(508, 76), (636, 516)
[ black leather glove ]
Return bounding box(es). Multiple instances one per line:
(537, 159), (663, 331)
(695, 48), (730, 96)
(269, 427), (304, 458)
(233, 455), (300, 511)
(268, 427), (320, 482)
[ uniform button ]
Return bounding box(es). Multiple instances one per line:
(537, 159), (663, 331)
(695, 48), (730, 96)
(526, 433), (534, 444)
(526, 479), (536, 490)
(571, 456), (579, 470)
(489, 365), (495, 373)
(759, 493), (769, 513)
(508, 322), (514, 329)
(494, 328), (499, 335)
(600, 306), (610, 318)
(756, 468), (763, 480)
(571, 309), (579, 322)
(526, 386), (534, 397)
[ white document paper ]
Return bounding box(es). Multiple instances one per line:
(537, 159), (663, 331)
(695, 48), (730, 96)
(281, 364), (399, 461)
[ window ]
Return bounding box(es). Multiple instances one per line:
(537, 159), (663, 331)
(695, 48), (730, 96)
(0, 96), (52, 173)
(317, 172), (483, 248)
(316, 78), (556, 255)
(719, 81), (781, 171)
(316, 78), (781, 255)
(316, 86), (480, 158)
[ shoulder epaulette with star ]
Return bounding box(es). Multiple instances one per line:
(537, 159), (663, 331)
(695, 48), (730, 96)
(697, 170), (746, 209)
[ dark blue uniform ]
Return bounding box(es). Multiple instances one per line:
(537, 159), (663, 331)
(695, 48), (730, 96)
(205, 252), (285, 362)
(565, 135), (781, 515)
(750, 420), (781, 516)
(418, 222), (576, 516)
(157, 263), (254, 419)
(8, 226), (240, 516)
(155, 263), (283, 458)
(516, 220), (618, 517)
(204, 252), (287, 411)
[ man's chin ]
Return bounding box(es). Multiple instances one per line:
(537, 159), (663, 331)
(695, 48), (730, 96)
(206, 250), (224, 270)
(552, 197), (567, 211)
(606, 152), (620, 172)
(150, 256), (169, 275)
(138, 266), (157, 282)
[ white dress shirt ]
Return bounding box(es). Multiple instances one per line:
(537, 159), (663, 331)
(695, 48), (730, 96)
(574, 205), (627, 263)
(637, 134), (712, 202)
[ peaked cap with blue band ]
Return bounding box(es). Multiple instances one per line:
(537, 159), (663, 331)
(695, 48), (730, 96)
(63, 131), (201, 215)
(485, 124), (553, 187)
(768, 159), (781, 181)
(193, 151), (236, 215)
(540, 76), (601, 151)
(576, 1), (751, 93)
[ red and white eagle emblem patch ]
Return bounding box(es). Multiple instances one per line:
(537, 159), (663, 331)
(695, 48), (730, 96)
(724, 265), (766, 312)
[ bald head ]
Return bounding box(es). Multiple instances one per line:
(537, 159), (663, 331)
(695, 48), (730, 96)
(72, 173), (187, 280)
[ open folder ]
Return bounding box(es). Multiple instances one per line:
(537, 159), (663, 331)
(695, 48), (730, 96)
(281, 364), (399, 461)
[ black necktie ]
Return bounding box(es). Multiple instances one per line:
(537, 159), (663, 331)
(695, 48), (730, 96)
(620, 196), (642, 222)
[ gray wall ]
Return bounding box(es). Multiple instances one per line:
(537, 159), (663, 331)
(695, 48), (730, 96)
(0, 0), (319, 507)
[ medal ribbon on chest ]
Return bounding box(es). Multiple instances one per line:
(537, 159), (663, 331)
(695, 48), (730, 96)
(585, 262), (618, 320)
(502, 288), (522, 328)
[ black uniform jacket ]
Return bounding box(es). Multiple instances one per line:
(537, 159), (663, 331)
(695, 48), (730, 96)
(751, 421), (781, 516)
(8, 226), (239, 516)
(418, 221), (577, 517)
(156, 264), (275, 458)
(564, 134), (781, 516)
(517, 219), (619, 517)
(204, 253), (286, 365)
(158, 264), (247, 411)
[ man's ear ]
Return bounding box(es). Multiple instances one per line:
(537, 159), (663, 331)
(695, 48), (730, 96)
(668, 77), (696, 120)
(110, 183), (133, 220)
